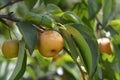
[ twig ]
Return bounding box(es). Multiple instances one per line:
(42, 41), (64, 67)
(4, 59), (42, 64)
(33, 25), (45, 33)
(96, 17), (103, 30)
(0, 18), (9, 27)
(76, 62), (88, 80)
(0, 12), (21, 22)
(0, 14), (19, 39)
(64, 47), (87, 80)
(0, 0), (23, 10)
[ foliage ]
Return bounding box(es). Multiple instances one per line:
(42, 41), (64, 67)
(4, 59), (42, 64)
(0, 0), (120, 80)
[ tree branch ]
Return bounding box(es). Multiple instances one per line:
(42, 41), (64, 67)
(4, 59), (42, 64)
(0, 0), (23, 10)
(64, 47), (88, 80)
(96, 17), (103, 30)
(0, 12), (21, 22)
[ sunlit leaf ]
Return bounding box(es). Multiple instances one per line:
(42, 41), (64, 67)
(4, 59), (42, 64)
(24, 13), (55, 28)
(109, 19), (120, 34)
(55, 53), (73, 66)
(72, 2), (88, 20)
(59, 28), (79, 61)
(61, 11), (81, 24)
(26, 66), (37, 80)
(72, 2), (95, 29)
(65, 26), (92, 77)
(34, 50), (51, 72)
(66, 23), (99, 78)
(46, 4), (63, 16)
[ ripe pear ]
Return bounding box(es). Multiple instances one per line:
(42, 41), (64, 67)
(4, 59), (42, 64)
(37, 30), (63, 57)
(98, 38), (112, 55)
(2, 40), (19, 58)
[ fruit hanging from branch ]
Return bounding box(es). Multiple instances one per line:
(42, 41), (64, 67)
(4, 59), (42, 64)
(37, 30), (63, 57)
(1, 40), (19, 58)
(97, 37), (112, 55)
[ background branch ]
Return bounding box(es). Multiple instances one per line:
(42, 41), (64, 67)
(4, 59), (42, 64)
(0, 0), (23, 10)
(0, 12), (21, 22)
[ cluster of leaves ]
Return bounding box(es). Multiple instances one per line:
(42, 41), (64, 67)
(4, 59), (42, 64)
(0, 0), (120, 80)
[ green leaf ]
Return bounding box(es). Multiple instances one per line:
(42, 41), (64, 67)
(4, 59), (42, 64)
(111, 43), (120, 73)
(88, 0), (102, 19)
(24, 12), (55, 28)
(34, 50), (51, 72)
(66, 23), (99, 77)
(63, 62), (81, 80)
(16, 2), (29, 18)
(92, 65), (102, 80)
(46, 4), (63, 16)
(111, 60), (120, 74)
(24, 0), (37, 10)
(72, 2), (88, 19)
(66, 23), (94, 37)
(17, 22), (37, 55)
(9, 40), (27, 80)
(59, 28), (79, 61)
(66, 26), (92, 76)
(99, 58), (117, 80)
(58, 0), (77, 11)
(60, 11), (81, 24)
(112, 35), (120, 44)
(72, 2), (95, 29)
(44, 0), (60, 5)
(26, 66), (37, 80)
(31, 3), (46, 14)
(55, 53), (73, 66)
(0, 23), (9, 38)
(105, 26), (118, 36)
(109, 19), (120, 34)
(103, 0), (116, 27)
